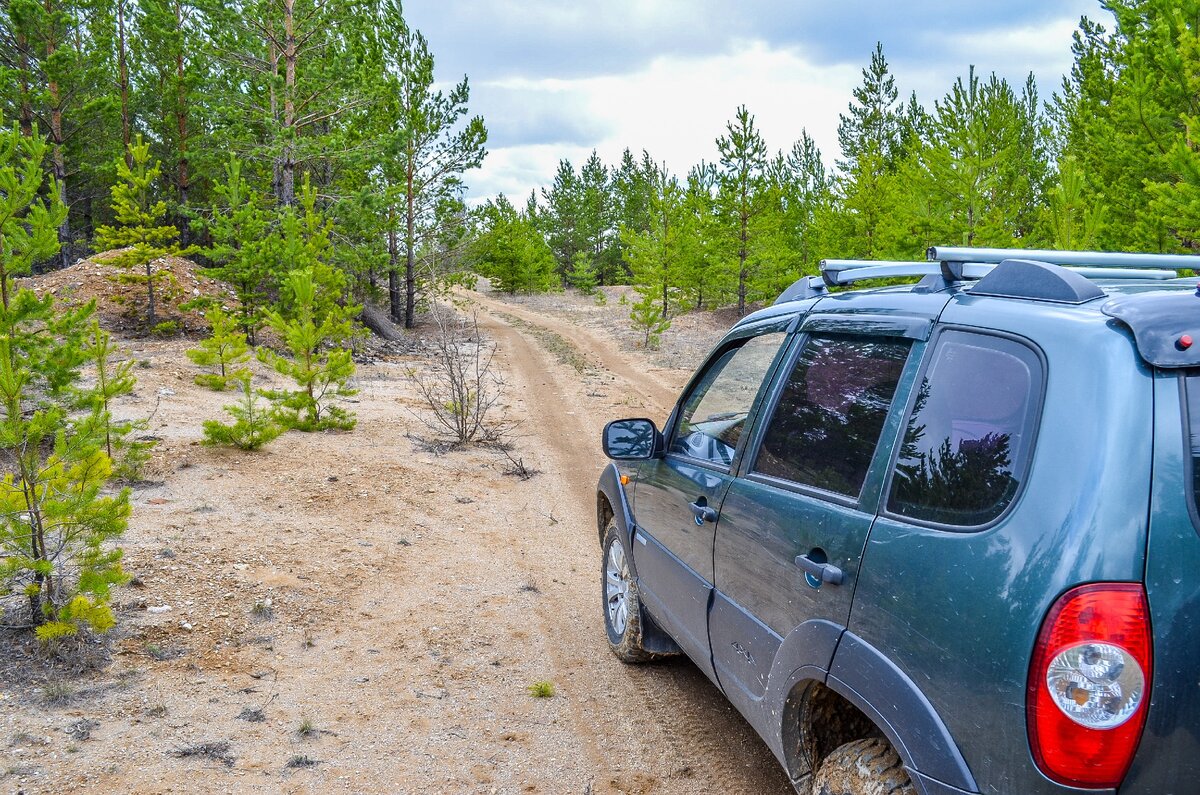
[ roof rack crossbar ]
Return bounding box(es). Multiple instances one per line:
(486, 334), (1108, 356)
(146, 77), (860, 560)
(928, 246), (1199, 271)
(819, 259), (989, 287)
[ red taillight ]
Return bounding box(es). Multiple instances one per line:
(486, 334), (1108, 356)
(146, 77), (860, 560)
(1028, 583), (1152, 788)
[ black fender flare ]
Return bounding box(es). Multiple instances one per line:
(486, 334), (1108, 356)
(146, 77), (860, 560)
(827, 631), (979, 794)
(597, 463), (636, 566)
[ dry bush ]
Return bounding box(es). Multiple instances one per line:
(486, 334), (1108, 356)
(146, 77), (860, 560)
(407, 305), (510, 445)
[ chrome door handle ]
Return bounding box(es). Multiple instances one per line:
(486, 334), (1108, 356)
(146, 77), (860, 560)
(688, 501), (718, 524)
(794, 554), (844, 586)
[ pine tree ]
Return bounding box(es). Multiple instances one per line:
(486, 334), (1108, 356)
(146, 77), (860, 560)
(259, 269), (358, 431)
(0, 123), (67, 306)
(629, 292), (671, 350)
(624, 164), (689, 318)
(374, 0), (487, 327)
(202, 372), (285, 450)
(187, 307), (251, 390)
(87, 321), (153, 481)
(470, 196), (556, 294)
(204, 157), (274, 344)
(94, 135), (186, 329)
(0, 125), (130, 641)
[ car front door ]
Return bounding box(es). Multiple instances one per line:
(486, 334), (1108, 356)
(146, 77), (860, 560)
(629, 319), (789, 679)
(708, 316), (927, 713)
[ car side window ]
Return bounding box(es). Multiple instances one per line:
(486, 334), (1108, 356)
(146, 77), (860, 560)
(886, 330), (1042, 527)
(670, 332), (785, 466)
(752, 334), (911, 497)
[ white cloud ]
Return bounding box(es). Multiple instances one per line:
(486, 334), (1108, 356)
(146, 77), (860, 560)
(468, 41), (858, 203)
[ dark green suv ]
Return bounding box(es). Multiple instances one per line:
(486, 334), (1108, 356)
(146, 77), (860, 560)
(596, 247), (1200, 795)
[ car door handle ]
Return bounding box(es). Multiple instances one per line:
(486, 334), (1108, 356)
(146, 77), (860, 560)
(688, 501), (718, 524)
(794, 554), (844, 586)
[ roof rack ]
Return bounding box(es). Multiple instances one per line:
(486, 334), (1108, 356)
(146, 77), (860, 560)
(928, 246), (1200, 271)
(777, 246), (1200, 306)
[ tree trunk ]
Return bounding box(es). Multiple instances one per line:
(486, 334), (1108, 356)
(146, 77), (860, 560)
(45, 0), (70, 269)
(117, 0), (132, 167)
(405, 156), (417, 329)
(280, 0), (297, 206)
(146, 260), (156, 327)
(175, 3), (190, 244)
(387, 223), (402, 323)
(16, 30), (33, 137)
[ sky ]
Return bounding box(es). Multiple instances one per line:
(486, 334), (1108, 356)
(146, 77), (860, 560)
(401, 0), (1107, 205)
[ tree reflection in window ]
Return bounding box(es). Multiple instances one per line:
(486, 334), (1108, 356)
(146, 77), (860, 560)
(888, 332), (1041, 527)
(754, 335), (911, 496)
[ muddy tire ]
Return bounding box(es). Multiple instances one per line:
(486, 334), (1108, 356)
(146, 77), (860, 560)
(601, 519), (658, 663)
(811, 738), (916, 795)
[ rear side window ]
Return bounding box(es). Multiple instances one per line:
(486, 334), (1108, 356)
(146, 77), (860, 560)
(886, 330), (1042, 527)
(1185, 375), (1200, 515)
(753, 335), (911, 497)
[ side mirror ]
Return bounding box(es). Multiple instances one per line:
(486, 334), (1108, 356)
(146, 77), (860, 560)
(602, 418), (662, 460)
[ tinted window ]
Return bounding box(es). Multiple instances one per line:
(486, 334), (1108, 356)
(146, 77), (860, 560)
(670, 332), (785, 466)
(887, 330), (1041, 526)
(754, 335), (911, 496)
(1185, 375), (1200, 516)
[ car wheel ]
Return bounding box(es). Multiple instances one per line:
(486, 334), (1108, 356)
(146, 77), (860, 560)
(811, 738), (916, 795)
(601, 519), (658, 663)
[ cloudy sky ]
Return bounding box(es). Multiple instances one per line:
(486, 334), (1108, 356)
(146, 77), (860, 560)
(401, 0), (1106, 204)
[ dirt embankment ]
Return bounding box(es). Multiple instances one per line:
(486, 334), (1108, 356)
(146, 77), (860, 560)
(0, 280), (792, 795)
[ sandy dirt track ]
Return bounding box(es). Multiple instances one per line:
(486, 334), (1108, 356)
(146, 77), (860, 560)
(0, 285), (792, 794)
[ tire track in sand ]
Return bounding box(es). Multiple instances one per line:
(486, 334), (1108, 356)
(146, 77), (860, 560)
(470, 295), (793, 795)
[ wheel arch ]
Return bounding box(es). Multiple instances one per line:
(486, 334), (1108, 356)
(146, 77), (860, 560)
(823, 631), (979, 793)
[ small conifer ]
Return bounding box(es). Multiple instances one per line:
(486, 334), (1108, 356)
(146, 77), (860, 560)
(259, 269), (358, 431)
(630, 292), (671, 349)
(202, 373), (285, 450)
(88, 322), (155, 480)
(187, 307), (251, 390)
(94, 135), (187, 328)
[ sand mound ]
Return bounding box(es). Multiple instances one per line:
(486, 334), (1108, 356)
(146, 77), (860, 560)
(19, 249), (238, 335)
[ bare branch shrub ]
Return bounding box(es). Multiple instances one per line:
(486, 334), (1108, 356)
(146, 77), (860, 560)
(407, 305), (508, 444)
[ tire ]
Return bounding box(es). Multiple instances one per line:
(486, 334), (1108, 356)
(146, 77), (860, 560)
(601, 519), (658, 663)
(811, 738), (916, 795)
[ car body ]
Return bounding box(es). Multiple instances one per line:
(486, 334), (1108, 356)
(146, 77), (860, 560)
(595, 247), (1200, 795)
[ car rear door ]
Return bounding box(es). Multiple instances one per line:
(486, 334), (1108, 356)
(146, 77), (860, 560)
(708, 314), (929, 713)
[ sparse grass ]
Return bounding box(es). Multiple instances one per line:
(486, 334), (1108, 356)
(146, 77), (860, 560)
(397, 537), (411, 547)
(65, 718), (99, 740)
(301, 631), (315, 649)
(527, 680), (555, 698)
(237, 706), (266, 723)
(518, 580), (540, 594)
(42, 681), (75, 706)
(286, 754), (319, 769)
(170, 740), (234, 767)
(145, 643), (173, 661)
(250, 599), (274, 621)
(496, 312), (590, 373)
(146, 703), (168, 718)
(296, 718), (318, 738)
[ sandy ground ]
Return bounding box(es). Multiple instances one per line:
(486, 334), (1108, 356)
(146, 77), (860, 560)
(0, 284), (793, 795)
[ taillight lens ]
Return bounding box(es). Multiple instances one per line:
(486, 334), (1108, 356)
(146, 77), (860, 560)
(1028, 583), (1152, 788)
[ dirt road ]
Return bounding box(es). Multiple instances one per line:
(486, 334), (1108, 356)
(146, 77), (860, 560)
(0, 286), (793, 794)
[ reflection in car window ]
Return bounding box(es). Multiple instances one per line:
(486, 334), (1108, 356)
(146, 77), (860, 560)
(887, 331), (1041, 526)
(670, 332), (785, 466)
(754, 335), (910, 496)
(1183, 374), (1200, 518)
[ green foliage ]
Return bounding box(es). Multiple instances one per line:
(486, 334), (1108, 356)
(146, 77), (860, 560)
(629, 292), (671, 350)
(0, 292), (131, 636)
(93, 135), (186, 327)
(259, 269), (358, 432)
(87, 322), (154, 481)
(203, 157), (273, 344)
(0, 122), (66, 304)
(567, 250), (598, 295)
(187, 307), (250, 390)
(470, 196), (557, 293)
(527, 680), (555, 698)
(202, 372), (285, 451)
